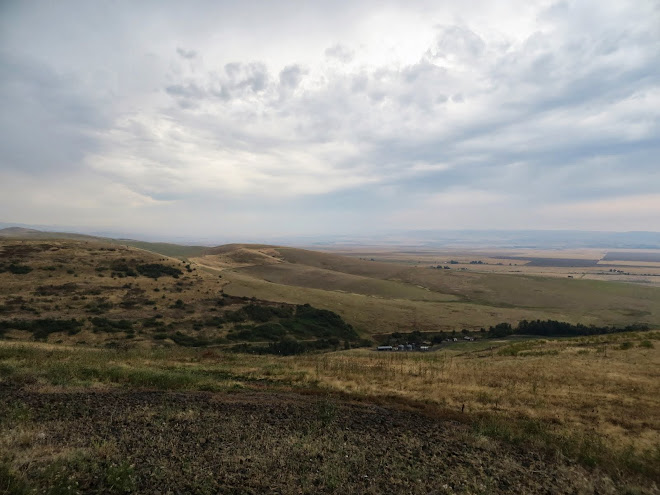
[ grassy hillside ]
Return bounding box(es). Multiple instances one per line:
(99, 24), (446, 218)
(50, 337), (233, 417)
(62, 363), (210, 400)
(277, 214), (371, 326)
(2, 236), (660, 492)
(114, 239), (207, 259)
(191, 245), (660, 334)
(0, 228), (207, 259)
(3, 235), (659, 336)
(220, 270), (563, 334)
(236, 263), (459, 302)
(0, 239), (359, 352)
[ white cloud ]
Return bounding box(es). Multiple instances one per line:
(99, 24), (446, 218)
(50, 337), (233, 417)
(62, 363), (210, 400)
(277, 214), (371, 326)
(0, 0), (658, 236)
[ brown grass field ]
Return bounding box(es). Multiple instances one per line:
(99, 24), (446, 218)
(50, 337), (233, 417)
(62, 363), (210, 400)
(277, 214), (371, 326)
(1, 331), (659, 493)
(192, 245), (660, 334)
(2, 236), (660, 493)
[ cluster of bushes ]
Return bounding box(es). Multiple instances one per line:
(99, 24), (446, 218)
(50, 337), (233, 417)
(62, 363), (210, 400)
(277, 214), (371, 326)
(90, 317), (133, 333)
(227, 322), (286, 341)
(488, 320), (650, 338)
(136, 263), (182, 279)
(106, 261), (182, 279)
(33, 283), (78, 296)
(225, 304), (359, 343)
(0, 263), (33, 274)
(109, 261), (138, 277)
(381, 319), (652, 345)
(85, 300), (114, 314)
(288, 304), (358, 340)
(222, 304), (367, 354)
(243, 303), (294, 322)
(0, 318), (83, 340)
(201, 316), (225, 328)
(142, 317), (166, 329)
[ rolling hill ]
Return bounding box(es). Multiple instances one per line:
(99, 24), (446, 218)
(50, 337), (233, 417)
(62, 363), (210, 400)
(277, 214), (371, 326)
(2, 230), (659, 336)
(0, 237), (362, 351)
(191, 244), (660, 334)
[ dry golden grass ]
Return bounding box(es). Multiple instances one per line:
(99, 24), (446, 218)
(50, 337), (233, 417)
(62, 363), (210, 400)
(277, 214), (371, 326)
(218, 267), (660, 333)
(2, 331), (659, 482)
(3, 333), (659, 450)
(218, 269), (561, 333)
(188, 244), (660, 333)
(264, 333), (660, 451)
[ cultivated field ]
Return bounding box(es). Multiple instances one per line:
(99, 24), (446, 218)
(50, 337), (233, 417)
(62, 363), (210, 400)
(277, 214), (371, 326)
(318, 246), (660, 287)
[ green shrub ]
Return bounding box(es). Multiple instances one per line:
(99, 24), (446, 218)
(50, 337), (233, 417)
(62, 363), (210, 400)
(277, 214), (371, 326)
(169, 332), (210, 347)
(0, 318), (83, 340)
(91, 318), (133, 333)
(0, 263), (33, 274)
(136, 263), (182, 279)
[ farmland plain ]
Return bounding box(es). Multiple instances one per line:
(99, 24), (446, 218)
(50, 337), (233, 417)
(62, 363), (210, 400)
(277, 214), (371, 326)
(191, 244), (660, 334)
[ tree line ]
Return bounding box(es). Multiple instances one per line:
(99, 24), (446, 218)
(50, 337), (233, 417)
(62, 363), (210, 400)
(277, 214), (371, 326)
(488, 319), (649, 338)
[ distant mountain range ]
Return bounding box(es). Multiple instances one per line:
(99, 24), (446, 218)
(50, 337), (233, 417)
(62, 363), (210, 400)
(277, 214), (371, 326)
(1, 223), (659, 250)
(326, 230), (660, 250)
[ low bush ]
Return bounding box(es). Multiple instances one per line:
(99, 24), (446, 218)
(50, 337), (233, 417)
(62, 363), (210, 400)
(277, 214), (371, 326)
(136, 263), (183, 279)
(91, 318), (133, 333)
(0, 263), (33, 274)
(0, 318), (83, 340)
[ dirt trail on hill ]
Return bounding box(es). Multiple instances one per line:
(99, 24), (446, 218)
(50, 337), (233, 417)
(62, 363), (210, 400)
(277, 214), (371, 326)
(0, 387), (637, 494)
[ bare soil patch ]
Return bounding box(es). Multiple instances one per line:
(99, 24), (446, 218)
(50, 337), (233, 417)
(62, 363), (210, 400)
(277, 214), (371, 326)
(0, 386), (637, 494)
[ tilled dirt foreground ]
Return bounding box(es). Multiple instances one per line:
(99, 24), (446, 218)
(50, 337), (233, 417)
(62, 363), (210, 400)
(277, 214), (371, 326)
(0, 386), (638, 494)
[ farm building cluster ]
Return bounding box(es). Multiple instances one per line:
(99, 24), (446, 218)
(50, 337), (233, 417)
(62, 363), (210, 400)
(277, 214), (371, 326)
(377, 335), (475, 351)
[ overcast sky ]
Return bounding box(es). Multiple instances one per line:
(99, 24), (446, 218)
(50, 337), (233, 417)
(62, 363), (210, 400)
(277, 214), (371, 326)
(1, 0), (659, 240)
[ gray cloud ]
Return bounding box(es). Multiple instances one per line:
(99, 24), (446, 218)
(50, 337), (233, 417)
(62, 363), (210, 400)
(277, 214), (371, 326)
(325, 44), (354, 63)
(279, 65), (304, 89)
(0, 51), (107, 175)
(1, 0), (659, 235)
(176, 47), (197, 59)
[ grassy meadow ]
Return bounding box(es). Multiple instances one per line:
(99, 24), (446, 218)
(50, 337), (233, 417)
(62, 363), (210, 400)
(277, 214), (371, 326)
(2, 329), (659, 492)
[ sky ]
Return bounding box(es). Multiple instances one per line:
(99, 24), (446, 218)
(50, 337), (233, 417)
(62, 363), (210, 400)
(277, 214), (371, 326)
(1, 0), (659, 240)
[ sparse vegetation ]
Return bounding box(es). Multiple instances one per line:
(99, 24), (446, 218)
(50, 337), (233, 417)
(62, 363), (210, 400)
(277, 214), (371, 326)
(1, 237), (660, 493)
(0, 331), (659, 492)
